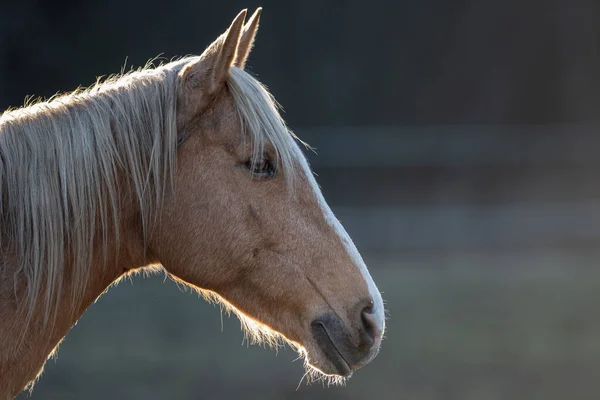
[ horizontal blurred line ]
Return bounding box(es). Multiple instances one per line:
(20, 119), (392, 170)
(314, 165), (600, 207)
(333, 202), (600, 251)
(297, 124), (600, 168)
(364, 249), (600, 272)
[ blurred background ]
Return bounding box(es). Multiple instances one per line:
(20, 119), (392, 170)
(3, 0), (600, 398)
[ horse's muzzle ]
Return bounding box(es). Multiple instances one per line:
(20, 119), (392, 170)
(310, 303), (382, 376)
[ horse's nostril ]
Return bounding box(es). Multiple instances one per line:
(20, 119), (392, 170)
(360, 305), (379, 345)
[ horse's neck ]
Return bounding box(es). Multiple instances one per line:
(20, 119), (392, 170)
(0, 213), (152, 398)
(0, 90), (166, 396)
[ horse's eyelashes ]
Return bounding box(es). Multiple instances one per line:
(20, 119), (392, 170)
(245, 154), (276, 178)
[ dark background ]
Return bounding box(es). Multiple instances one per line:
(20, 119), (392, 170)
(4, 0), (600, 399)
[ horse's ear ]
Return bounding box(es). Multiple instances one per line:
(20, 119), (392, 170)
(233, 8), (262, 69)
(179, 9), (246, 108)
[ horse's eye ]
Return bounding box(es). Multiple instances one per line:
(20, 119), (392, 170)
(245, 154), (276, 178)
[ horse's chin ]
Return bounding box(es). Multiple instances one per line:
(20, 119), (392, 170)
(307, 356), (354, 379)
(305, 332), (353, 378)
(297, 343), (354, 386)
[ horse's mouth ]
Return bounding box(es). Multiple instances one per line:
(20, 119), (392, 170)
(310, 321), (353, 377)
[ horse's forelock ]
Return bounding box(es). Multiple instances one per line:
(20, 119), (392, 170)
(227, 66), (306, 188)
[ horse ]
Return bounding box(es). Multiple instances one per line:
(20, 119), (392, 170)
(0, 9), (385, 398)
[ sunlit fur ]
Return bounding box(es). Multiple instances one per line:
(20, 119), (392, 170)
(119, 262), (346, 388)
(0, 9), (384, 397)
(167, 271), (348, 387)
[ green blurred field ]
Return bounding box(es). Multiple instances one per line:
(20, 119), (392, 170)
(20, 251), (600, 399)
